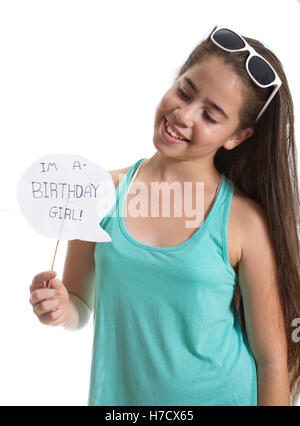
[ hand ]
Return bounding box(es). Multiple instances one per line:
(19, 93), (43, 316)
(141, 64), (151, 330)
(29, 271), (70, 327)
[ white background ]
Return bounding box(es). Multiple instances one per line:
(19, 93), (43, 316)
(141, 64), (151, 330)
(0, 0), (299, 406)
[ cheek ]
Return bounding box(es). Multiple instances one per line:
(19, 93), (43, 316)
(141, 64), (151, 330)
(154, 96), (176, 127)
(195, 123), (214, 139)
(154, 97), (167, 118)
(193, 123), (224, 146)
(160, 91), (177, 111)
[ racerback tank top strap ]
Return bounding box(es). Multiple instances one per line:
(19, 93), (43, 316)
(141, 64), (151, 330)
(99, 158), (146, 230)
(116, 158), (146, 216)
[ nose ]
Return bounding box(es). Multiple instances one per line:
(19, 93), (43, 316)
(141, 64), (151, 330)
(174, 106), (195, 128)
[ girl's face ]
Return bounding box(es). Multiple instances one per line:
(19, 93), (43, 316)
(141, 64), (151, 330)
(153, 55), (253, 160)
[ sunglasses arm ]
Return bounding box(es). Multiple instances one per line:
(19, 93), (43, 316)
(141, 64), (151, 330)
(255, 83), (281, 123)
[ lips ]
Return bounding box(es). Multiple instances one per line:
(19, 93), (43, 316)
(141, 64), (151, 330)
(164, 116), (190, 141)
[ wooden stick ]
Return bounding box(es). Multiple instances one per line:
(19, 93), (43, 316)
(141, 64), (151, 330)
(48, 239), (60, 288)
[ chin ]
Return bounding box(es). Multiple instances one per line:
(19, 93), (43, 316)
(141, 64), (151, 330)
(152, 137), (182, 162)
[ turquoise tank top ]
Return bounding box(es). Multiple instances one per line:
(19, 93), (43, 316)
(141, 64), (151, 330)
(88, 158), (257, 406)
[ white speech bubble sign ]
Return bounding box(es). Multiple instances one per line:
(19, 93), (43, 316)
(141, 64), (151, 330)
(16, 154), (116, 242)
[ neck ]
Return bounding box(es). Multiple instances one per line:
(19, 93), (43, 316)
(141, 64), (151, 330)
(145, 151), (222, 187)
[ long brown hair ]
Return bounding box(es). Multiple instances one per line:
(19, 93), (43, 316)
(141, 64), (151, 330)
(174, 26), (300, 404)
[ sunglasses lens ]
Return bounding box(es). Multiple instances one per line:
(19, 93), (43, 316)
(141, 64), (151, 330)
(248, 56), (276, 86)
(213, 29), (245, 50)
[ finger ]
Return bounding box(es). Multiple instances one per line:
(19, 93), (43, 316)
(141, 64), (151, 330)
(38, 308), (64, 325)
(47, 278), (63, 290)
(30, 271), (57, 292)
(29, 288), (56, 305)
(33, 298), (60, 316)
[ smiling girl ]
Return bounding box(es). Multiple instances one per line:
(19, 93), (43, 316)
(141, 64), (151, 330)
(30, 25), (300, 406)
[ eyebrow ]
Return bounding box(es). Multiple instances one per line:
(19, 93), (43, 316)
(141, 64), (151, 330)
(184, 77), (229, 120)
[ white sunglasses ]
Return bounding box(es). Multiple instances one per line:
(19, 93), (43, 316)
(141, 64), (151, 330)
(211, 25), (282, 123)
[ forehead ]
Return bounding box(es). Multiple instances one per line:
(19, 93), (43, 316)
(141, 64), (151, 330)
(181, 55), (245, 117)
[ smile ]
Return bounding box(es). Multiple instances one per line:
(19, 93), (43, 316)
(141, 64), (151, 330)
(161, 117), (191, 145)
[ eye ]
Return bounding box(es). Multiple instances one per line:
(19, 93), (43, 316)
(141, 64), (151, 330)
(203, 111), (217, 124)
(177, 88), (190, 100)
(177, 87), (218, 124)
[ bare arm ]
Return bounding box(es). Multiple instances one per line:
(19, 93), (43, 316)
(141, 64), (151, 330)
(238, 199), (290, 405)
(61, 166), (131, 330)
(60, 239), (96, 330)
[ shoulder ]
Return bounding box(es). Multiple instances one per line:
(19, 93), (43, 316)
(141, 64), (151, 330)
(231, 186), (273, 259)
(108, 166), (132, 190)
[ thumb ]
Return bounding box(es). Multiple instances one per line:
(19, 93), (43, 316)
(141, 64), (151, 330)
(44, 271), (57, 288)
(48, 277), (63, 290)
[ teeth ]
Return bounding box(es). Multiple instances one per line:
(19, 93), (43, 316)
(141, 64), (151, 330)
(166, 121), (187, 141)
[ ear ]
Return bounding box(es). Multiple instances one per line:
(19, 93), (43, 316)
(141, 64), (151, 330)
(223, 127), (254, 150)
